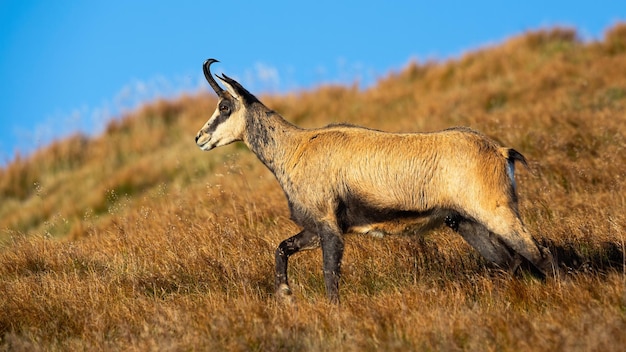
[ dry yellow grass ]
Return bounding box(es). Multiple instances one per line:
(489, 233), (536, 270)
(1, 25), (625, 350)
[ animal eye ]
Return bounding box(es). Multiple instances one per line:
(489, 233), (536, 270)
(219, 104), (230, 112)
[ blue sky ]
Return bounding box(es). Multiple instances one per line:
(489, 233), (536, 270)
(0, 1), (624, 165)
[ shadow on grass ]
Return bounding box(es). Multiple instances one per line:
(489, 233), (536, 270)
(543, 239), (625, 275)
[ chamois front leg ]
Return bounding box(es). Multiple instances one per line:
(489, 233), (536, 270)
(275, 230), (320, 300)
(319, 226), (345, 304)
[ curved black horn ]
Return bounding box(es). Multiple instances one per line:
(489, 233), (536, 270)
(203, 58), (224, 95)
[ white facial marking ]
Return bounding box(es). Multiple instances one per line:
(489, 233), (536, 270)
(196, 96), (245, 151)
(196, 109), (220, 150)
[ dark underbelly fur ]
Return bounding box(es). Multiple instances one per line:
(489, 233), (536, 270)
(337, 194), (464, 235)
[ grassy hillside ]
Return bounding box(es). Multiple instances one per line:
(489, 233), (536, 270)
(1, 25), (626, 350)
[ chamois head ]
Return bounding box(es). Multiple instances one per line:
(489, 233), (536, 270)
(195, 59), (260, 151)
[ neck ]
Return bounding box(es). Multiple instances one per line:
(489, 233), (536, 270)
(243, 103), (299, 176)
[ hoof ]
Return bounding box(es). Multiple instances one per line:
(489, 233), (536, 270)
(276, 284), (295, 305)
(538, 247), (560, 279)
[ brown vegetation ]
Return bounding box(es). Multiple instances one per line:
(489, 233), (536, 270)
(1, 25), (625, 350)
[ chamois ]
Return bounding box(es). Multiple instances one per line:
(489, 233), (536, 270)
(195, 59), (556, 303)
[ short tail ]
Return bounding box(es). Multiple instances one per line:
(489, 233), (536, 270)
(499, 148), (528, 168)
(499, 148), (528, 194)
(507, 148), (528, 168)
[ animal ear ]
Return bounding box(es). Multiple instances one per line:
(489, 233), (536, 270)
(217, 74), (243, 99)
(217, 74), (259, 102)
(216, 74), (260, 105)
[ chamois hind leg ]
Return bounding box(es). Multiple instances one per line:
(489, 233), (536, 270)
(275, 229), (320, 299)
(474, 207), (556, 278)
(317, 222), (345, 304)
(447, 215), (522, 271)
